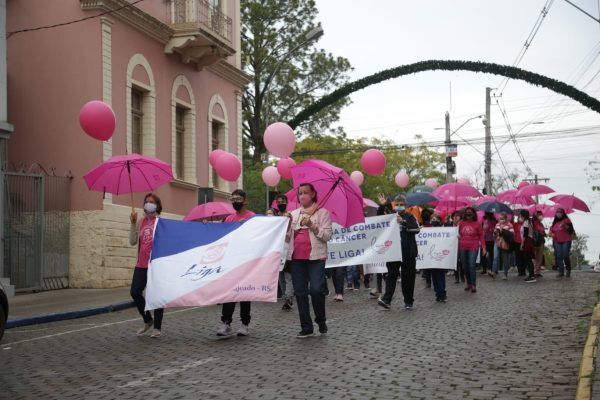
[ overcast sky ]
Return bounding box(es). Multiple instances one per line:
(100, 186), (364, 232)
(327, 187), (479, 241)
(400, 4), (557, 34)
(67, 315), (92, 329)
(315, 0), (600, 262)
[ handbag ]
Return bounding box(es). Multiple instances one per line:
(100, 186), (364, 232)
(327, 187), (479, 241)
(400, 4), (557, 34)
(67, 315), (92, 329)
(495, 235), (509, 251)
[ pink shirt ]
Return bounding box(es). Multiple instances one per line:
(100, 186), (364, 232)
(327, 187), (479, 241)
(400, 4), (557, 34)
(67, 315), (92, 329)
(551, 218), (573, 243)
(224, 210), (255, 222)
(136, 217), (156, 268)
(458, 220), (485, 251)
(292, 228), (312, 260)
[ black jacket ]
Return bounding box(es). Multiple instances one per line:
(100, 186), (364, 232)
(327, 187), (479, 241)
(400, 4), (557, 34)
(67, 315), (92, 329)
(398, 212), (420, 260)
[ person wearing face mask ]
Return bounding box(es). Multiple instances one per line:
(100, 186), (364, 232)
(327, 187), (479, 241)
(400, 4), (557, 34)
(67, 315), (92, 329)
(457, 207), (486, 293)
(217, 189), (256, 337)
(493, 212), (514, 280)
(287, 183), (332, 338)
(274, 194), (295, 311)
(549, 208), (575, 278)
(482, 212), (498, 277)
(532, 211), (546, 278)
(129, 193), (164, 338)
(378, 194), (420, 310)
(519, 210), (537, 283)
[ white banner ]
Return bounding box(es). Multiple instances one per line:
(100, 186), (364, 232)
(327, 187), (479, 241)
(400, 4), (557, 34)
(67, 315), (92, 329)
(416, 227), (459, 270)
(326, 214), (402, 268)
(363, 261), (388, 274)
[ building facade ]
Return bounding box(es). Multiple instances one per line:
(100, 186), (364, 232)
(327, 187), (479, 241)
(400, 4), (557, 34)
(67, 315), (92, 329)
(6, 0), (249, 288)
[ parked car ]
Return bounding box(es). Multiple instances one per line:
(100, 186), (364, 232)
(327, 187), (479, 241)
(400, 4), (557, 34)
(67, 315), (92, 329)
(0, 280), (8, 342)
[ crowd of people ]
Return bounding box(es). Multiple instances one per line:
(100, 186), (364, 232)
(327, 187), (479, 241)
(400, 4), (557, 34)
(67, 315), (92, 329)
(127, 186), (576, 339)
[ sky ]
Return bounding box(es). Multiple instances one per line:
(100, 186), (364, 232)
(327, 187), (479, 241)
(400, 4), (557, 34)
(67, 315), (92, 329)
(314, 0), (600, 263)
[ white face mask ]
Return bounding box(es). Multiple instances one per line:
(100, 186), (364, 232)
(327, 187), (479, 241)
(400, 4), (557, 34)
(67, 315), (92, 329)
(144, 202), (157, 214)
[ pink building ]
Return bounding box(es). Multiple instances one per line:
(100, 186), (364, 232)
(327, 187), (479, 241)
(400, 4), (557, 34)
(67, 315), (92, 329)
(6, 0), (249, 288)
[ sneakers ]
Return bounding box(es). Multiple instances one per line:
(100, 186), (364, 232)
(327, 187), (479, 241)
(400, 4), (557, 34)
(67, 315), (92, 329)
(150, 329), (161, 338)
(369, 290), (380, 298)
(404, 303), (413, 310)
(216, 323), (233, 336)
(524, 276), (537, 283)
(502, 275), (508, 280)
(334, 294), (344, 302)
(435, 296), (447, 303)
(318, 322), (328, 334)
(377, 298), (391, 310)
(464, 284), (471, 291)
(470, 285), (477, 293)
(237, 324), (249, 336)
(137, 321), (153, 335)
(282, 298), (293, 311)
(296, 330), (314, 338)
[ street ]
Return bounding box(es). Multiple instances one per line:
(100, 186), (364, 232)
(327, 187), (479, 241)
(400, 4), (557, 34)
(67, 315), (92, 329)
(1, 272), (598, 400)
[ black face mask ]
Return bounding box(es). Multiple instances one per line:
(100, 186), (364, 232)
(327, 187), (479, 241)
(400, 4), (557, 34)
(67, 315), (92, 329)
(277, 204), (287, 213)
(232, 201), (244, 211)
(431, 221), (442, 227)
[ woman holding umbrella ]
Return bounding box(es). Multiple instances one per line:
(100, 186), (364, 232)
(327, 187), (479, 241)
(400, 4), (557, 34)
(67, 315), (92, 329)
(287, 183), (333, 338)
(549, 208), (575, 278)
(129, 193), (164, 338)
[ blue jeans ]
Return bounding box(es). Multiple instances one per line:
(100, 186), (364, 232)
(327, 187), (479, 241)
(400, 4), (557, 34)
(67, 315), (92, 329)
(290, 260), (326, 332)
(430, 269), (446, 299)
(554, 241), (572, 275)
(460, 249), (479, 286)
(346, 265), (360, 289)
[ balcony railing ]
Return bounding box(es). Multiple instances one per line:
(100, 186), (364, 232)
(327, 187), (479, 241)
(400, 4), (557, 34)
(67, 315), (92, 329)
(170, 0), (233, 44)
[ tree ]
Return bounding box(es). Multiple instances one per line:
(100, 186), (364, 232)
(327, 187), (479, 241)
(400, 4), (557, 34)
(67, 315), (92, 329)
(241, 0), (353, 161)
(243, 135), (446, 213)
(571, 233), (589, 268)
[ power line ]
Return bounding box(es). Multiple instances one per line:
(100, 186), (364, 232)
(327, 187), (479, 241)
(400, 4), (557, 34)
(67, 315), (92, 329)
(7, 0), (145, 39)
(493, 96), (534, 176)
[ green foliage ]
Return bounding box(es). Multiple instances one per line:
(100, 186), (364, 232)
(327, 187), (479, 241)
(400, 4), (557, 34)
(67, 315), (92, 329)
(242, 135), (445, 211)
(288, 60), (600, 129)
(241, 0), (353, 160)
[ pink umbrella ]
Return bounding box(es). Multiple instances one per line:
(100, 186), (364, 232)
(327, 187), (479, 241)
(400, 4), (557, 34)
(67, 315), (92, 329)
(432, 182), (482, 199)
(271, 189), (299, 211)
(84, 154), (173, 210)
(516, 184), (554, 198)
(496, 189), (535, 206)
(549, 194), (590, 212)
(542, 204), (575, 218)
(431, 197), (470, 209)
(291, 159), (364, 227)
(474, 195), (496, 206)
(184, 202), (234, 221)
(527, 203), (552, 215)
(363, 198), (379, 209)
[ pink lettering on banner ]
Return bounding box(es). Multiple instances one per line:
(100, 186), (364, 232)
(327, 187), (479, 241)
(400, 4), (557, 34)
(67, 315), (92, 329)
(165, 252), (281, 308)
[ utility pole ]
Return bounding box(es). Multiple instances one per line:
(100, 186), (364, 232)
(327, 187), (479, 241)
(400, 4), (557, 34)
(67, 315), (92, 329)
(484, 87), (492, 195)
(524, 174), (550, 204)
(445, 112), (452, 183)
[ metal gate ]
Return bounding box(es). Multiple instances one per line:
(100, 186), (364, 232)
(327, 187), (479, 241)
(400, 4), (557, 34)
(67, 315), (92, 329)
(2, 166), (72, 292)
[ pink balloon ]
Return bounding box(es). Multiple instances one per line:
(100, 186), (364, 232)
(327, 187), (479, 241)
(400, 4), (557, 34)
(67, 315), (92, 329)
(79, 100), (116, 141)
(262, 166), (281, 187)
(277, 157), (296, 179)
(215, 152), (242, 182)
(395, 171), (409, 188)
(350, 171), (364, 186)
(517, 181), (529, 189)
(264, 122), (296, 158)
(360, 149), (386, 176)
(425, 178), (439, 188)
(209, 149), (226, 168)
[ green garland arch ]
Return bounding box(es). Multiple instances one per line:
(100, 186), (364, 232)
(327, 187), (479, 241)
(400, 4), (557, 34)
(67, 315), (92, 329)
(288, 60), (600, 129)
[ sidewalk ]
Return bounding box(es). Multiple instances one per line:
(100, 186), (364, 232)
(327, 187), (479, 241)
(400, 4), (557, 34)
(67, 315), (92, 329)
(7, 287), (133, 329)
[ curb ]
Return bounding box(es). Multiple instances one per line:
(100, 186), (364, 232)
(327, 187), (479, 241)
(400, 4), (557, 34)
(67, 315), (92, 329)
(6, 301), (135, 329)
(576, 303), (600, 400)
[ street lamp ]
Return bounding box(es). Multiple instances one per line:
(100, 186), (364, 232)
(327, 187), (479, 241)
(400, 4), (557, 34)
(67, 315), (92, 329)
(261, 25), (324, 209)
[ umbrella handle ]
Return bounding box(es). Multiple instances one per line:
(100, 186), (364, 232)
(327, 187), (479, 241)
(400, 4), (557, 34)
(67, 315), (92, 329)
(127, 161), (135, 212)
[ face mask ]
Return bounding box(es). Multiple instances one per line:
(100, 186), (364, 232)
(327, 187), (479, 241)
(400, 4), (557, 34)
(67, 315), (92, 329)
(232, 201), (244, 211)
(465, 213), (473, 219)
(144, 202), (157, 214)
(556, 213), (564, 219)
(519, 217), (524, 222)
(431, 220), (441, 227)
(537, 215), (543, 221)
(277, 204), (287, 213)
(299, 194), (313, 207)
(395, 206), (405, 213)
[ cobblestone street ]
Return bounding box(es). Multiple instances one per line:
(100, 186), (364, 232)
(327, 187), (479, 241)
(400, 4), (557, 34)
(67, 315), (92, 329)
(2, 272), (599, 399)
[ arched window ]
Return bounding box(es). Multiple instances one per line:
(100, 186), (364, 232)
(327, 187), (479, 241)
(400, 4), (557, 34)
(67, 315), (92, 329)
(208, 94), (229, 191)
(171, 75), (197, 183)
(126, 54), (156, 156)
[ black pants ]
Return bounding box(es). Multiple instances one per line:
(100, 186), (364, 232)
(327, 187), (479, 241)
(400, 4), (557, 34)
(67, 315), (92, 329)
(515, 247), (527, 275)
(454, 254), (465, 282)
(422, 269), (432, 285)
(330, 266), (345, 295)
(130, 267), (164, 330)
(484, 241), (495, 272)
(221, 302), (251, 325)
(381, 259), (416, 306)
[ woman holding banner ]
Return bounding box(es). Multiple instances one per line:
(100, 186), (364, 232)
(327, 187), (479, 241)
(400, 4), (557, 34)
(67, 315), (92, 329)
(458, 207), (486, 293)
(287, 183), (333, 338)
(129, 193), (164, 338)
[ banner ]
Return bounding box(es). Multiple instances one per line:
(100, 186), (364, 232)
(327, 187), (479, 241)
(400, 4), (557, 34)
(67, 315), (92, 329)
(363, 261), (388, 274)
(416, 227), (459, 270)
(326, 214), (402, 268)
(145, 216), (288, 310)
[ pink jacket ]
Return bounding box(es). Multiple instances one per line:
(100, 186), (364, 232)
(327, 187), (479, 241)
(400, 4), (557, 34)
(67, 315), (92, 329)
(287, 207), (333, 261)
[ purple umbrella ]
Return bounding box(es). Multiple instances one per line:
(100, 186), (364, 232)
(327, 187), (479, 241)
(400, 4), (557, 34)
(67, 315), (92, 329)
(291, 160), (364, 227)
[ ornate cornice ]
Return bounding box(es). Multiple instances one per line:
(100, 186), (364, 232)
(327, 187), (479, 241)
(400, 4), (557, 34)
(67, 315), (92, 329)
(207, 60), (252, 88)
(80, 0), (174, 43)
